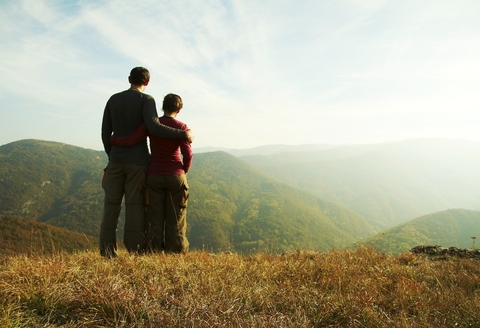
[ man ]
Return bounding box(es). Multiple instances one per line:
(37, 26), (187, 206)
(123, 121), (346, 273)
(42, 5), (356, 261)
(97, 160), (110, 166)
(100, 67), (192, 258)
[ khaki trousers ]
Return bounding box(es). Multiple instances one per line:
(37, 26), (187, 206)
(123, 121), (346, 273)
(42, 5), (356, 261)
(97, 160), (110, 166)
(100, 161), (147, 257)
(146, 174), (189, 253)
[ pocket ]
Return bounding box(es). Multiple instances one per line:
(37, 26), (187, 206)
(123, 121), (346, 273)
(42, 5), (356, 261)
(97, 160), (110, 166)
(180, 184), (189, 208)
(101, 167), (107, 189)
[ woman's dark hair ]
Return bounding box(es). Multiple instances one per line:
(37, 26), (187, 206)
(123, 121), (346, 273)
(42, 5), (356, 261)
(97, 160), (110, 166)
(162, 93), (183, 112)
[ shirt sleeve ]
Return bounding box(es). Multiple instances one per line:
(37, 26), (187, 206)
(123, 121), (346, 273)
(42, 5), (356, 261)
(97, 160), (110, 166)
(180, 124), (193, 172)
(110, 123), (149, 146)
(142, 95), (186, 139)
(101, 102), (113, 155)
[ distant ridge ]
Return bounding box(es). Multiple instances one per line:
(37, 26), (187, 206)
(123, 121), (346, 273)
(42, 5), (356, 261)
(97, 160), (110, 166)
(240, 138), (480, 229)
(194, 138), (480, 157)
(354, 209), (480, 255)
(193, 143), (342, 156)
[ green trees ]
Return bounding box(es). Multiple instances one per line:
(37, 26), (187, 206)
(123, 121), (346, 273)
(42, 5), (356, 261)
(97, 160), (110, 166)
(354, 209), (480, 255)
(7, 139), (458, 255)
(241, 139), (480, 230)
(187, 151), (373, 253)
(0, 140), (107, 236)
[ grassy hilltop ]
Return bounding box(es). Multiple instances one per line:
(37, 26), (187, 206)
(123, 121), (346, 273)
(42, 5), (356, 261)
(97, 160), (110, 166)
(1, 248), (480, 327)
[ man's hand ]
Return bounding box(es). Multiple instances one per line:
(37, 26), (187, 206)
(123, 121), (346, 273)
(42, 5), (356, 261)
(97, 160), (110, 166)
(185, 129), (194, 143)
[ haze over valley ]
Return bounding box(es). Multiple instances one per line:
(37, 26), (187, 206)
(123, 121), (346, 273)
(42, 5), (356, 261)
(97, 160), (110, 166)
(1, 138), (479, 255)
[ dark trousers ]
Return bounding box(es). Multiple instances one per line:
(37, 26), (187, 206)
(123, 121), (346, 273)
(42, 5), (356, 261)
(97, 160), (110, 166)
(146, 174), (189, 253)
(100, 161), (147, 257)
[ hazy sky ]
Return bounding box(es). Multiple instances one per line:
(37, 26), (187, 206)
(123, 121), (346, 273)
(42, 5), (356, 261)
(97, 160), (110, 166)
(1, 0), (479, 151)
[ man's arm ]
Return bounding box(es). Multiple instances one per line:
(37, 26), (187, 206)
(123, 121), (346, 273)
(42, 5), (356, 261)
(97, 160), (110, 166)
(179, 123), (193, 173)
(110, 123), (149, 146)
(101, 105), (113, 155)
(180, 140), (193, 173)
(142, 96), (193, 143)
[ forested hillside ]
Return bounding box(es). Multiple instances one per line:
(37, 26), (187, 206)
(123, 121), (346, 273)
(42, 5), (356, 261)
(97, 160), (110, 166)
(353, 209), (480, 255)
(3, 139), (478, 255)
(0, 140), (375, 254)
(240, 139), (480, 230)
(0, 140), (106, 236)
(0, 216), (97, 256)
(187, 151), (375, 253)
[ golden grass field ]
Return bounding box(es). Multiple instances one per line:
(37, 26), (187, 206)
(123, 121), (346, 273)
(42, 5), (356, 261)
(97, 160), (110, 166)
(1, 247), (479, 327)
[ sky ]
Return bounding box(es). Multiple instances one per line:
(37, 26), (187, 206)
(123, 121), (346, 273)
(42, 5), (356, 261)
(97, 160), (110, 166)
(0, 0), (479, 151)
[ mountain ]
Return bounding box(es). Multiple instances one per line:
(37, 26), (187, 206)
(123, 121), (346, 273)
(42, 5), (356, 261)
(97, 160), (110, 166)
(0, 216), (97, 256)
(187, 151), (375, 253)
(353, 209), (480, 255)
(0, 139), (375, 254)
(0, 139), (107, 236)
(240, 139), (480, 230)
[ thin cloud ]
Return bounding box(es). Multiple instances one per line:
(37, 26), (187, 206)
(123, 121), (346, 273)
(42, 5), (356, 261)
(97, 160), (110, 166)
(0, 0), (479, 150)
(21, 0), (56, 26)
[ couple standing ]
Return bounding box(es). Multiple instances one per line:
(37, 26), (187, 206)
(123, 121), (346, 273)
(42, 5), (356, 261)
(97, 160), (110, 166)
(100, 67), (193, 258)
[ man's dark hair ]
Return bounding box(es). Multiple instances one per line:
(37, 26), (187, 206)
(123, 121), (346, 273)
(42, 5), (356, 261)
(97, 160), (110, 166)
(129, 67), (150, 85)
(162, 93), (183, 112)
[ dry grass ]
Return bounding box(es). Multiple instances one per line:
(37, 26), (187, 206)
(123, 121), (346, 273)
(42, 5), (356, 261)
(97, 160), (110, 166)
(1, 247), (480, 327)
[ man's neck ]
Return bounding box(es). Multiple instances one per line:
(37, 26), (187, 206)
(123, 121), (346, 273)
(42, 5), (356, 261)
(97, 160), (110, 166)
(129, 84), (145, 92)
